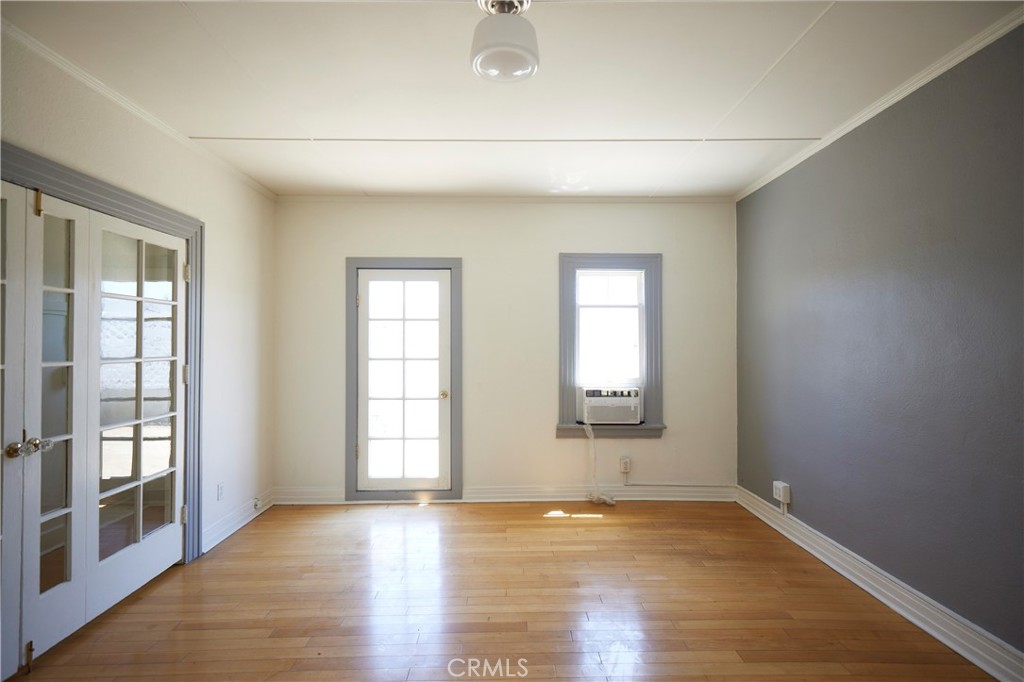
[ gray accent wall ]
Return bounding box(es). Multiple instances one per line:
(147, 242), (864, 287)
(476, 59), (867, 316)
(737, 28), (1023, 649)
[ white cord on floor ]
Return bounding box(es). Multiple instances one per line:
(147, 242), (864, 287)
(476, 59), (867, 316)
(583, 423), (615, 506)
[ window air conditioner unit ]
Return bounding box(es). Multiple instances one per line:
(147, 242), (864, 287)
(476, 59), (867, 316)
(576, 387), (643, 425)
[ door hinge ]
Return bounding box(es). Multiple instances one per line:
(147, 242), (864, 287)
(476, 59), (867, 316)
(355, 293), (360, 307)
(183, 263), (191, 283)
(355, 444), (359, 460)
(21, 640), (34, 674)
(182, 364), (189, 385)
(180, 505), (187, 524)
(34, 190), (43, 217)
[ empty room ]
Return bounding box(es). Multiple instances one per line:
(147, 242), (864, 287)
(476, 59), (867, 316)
(0, 1), (1021, 681)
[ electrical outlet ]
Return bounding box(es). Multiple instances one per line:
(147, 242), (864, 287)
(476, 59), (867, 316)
(216, 482), (224, 501)
(253, 497), (261, 510)
(772, 480), (791, 503)
(619, 456), (632, 474)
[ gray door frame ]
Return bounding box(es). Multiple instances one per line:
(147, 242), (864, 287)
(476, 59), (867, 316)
(345, 257), (463, 501)
(1, 142), (205, 562)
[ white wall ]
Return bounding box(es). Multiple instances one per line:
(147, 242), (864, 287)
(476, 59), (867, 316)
(1, 35), (277, 547)
(274, 198), (737, 501)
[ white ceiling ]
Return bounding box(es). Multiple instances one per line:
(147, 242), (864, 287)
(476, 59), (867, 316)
(2, 1), (1020, 198)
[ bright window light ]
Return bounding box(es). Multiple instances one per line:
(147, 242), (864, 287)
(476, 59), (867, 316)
(576, 270), (643, 386)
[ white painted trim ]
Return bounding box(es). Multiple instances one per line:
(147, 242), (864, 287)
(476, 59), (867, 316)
(201, 488), (274, 552)
(273, 486), (348, 505)
(272, 484), (737, 504)
(275, 194), (733, 205)
(736, 6), (1024, 201)
(460, 483), (737, 503)
(1, 20), (276, 201)
(736, 487), (1024, 682)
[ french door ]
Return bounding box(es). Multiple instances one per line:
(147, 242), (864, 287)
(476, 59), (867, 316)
(357, 269), (451, 492)
(0, 182), (185, 677)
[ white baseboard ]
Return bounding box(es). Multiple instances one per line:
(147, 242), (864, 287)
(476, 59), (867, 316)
(463, 483), (737, 502)
(736, 486), (1024, 682)
(273, 485), (348, 505)
(201, 487), (274, 551)
(272, 483), (736, 504)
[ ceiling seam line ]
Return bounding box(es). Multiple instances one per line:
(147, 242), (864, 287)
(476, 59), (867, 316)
(188, 137), (821, 144)
(702, 1), (836, 140)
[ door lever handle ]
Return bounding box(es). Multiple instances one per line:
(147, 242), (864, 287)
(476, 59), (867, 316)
(27, 437), (54, 453)
(5, 442), (33, 458)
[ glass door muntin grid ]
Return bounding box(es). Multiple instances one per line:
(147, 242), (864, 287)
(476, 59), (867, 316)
(98, 231), (178, 560)
(38, 214), (77, 593)
(359, 270), (451, 490)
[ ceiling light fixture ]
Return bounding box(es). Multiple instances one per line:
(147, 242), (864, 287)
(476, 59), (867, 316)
(471, 0), (538, 83)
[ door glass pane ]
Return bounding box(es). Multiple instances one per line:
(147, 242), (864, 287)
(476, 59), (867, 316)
(41, 366), (70, 438)
(42, 292), (70, 362)
(405, 321), (438, 359)
(43, 216), (71, 289)
(368, 440), (402, 478)
(368, 281), (403, 318)
(100, 297), (138, 359)
(100, 362), (136, 425)
(40, 439), (69, 514)
(100, 426), (135, 492)
(404, 360), (439, 398)
(141, 418), (173, 476)
(368, 400), (402, 438)
(142, 361), (172, 418)
(368, 321), (403, 358)
(40, 514), (70, 593)
(99, 488), (138, 561)
(405, 400), (439, 438)
(102, 232), (138, 296)
(368, 360), (403, 398)
(405, 440), (439, 479)
(143, 302), (173, 358)
(405, 281), (439, 319)
(142, 474), (173, 537)
(143, 243), (175, 300)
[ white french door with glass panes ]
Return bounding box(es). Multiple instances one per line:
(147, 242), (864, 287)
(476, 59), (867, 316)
(1, 188), (90, 673)
(357, 270), (451, 491)
(0, 182), (185, 677)
(87, 211), (185, 619)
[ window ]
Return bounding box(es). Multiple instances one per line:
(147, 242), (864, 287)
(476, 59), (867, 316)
(558, 253), (664, 437)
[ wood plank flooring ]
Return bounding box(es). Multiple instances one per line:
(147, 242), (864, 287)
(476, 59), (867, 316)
(26, 501), (992, 681)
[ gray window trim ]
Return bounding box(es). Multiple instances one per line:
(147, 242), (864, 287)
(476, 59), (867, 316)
(558, 253), (665, 439)
(2, 142), (205, 562)
(345, 257), (463, 501)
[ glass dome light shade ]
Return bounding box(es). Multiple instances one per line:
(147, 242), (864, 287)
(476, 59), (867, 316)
(471, 13), (539, 82)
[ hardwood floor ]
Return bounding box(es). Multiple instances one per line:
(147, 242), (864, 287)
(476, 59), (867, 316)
(27, 501), (992, 681)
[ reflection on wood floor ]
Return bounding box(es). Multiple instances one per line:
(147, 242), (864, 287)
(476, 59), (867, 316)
(29, 501), (992, 680)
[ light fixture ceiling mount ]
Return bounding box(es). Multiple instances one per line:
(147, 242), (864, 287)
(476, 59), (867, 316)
(471, 0), (539, 83)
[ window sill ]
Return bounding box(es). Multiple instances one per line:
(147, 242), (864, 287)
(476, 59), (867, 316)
(555, 423), (666, 439)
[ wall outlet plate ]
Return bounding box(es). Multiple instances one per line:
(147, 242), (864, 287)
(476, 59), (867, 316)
(619, 456), (632, 473)
(772, 480), (791, 503)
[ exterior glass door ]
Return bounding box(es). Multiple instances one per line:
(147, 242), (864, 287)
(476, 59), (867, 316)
(357, 269), (452, 492)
